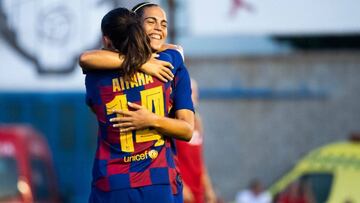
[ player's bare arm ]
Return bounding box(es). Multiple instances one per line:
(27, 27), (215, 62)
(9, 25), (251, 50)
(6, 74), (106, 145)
(110, 102), (194, 141)
(202, 167), (217, 203)
(182, 183), (195, 203)
(79, 49), (174, 82)
(79, 49), (123, 69)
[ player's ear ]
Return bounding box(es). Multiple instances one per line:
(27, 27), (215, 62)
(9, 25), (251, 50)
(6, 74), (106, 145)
(102, 36), (114, 50)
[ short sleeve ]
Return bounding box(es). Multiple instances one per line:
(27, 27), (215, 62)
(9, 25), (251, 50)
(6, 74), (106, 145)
(172, 63), (194, 112)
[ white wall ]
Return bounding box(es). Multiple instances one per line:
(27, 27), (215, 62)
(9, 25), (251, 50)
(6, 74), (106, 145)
(188, 0), (360, 35)
(0, 0), (160, 92)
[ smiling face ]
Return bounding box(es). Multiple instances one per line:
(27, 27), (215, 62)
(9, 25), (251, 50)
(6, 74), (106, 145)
(140, 6), (168, 51)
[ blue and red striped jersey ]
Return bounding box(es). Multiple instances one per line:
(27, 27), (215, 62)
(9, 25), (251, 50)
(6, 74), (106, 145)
(85, 49), (193, 192)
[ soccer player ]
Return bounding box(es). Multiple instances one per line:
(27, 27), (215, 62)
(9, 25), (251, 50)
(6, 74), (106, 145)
(84, 7), (194, 203)
(80, 2), (184, 75)
(176, 79), (217, 203)
(80, 2), (180, 83)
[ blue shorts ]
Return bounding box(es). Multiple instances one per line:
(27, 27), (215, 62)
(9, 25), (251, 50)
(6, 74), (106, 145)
(89, 183), (183, 203)
(173, 174), (184, 203)
(173, 185), (183, 203)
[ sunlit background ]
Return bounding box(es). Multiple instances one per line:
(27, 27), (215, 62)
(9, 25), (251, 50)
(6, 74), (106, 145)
(1, 0), (360, 202)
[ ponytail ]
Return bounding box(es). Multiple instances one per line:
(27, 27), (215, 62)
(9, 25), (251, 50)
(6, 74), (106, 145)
(101, 7), (152, 80)
(120, 23), (152, 79)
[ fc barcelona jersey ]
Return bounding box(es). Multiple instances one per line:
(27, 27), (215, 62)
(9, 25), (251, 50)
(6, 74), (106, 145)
(85, 49), (193, 191)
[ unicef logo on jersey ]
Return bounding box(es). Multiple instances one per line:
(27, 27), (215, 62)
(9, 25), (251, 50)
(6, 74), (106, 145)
(148, 150), (158, 159)
(0, 0), (117, 74)
(123, 150), (159, 163)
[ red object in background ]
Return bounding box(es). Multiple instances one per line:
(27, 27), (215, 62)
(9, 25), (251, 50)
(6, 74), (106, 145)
(176, 138), (204, 203)
(0, 125), (60, 203)
(350, 132), (360, 142)
(230, 0), (255, 16)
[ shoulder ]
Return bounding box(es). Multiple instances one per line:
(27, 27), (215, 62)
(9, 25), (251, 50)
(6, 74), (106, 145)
(161, 44), (185, 62)
(85, 70), (119, 85)
(159, 50), (185, 74)
(168, 45), (184, 59)
(167, 47), (184, 61)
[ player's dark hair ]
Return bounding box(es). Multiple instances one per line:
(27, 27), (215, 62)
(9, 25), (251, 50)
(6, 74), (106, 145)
(132, 2), (159, 17)
(101, 7), (152, 79)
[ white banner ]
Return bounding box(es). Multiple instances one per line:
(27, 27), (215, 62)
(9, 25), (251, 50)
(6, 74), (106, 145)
(0, 0), (160, 91)
(189, 0), (360, 36)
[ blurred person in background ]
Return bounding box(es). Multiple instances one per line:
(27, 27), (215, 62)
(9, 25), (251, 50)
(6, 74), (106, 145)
(276, 180), (315, 203)
(175, 78), (217, 203)
(235, 179), (271, 203)
(83, 6), (194, 203)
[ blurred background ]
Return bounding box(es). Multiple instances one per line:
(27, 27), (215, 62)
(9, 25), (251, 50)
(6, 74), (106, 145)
(1, 0), (360, 202)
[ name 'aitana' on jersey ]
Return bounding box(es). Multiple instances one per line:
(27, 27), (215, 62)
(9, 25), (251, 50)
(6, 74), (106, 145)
(112, 72), (154, 92)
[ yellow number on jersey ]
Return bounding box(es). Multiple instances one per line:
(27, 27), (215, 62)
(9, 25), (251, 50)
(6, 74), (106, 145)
(137, 86), (165, 147)
(106, 95), (134, 152)
(105, 86), (165, 152)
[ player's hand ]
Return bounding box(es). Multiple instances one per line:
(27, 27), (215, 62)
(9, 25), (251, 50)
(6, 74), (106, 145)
(140, 54), (174, 83)
(205, 188), (217, 203)
(183, 184), (195, 203)
(110, 102), (157, 132)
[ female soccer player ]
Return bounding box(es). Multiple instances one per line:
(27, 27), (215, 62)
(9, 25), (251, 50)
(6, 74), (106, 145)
(85, 7), (194, 203)
(176, 79), (217, 203)
(80, 2), (192, 134)
(80, 2), (183, 81)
